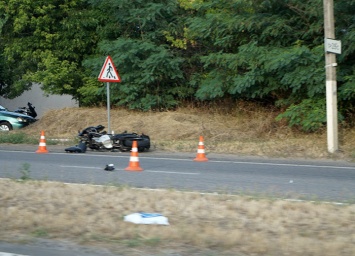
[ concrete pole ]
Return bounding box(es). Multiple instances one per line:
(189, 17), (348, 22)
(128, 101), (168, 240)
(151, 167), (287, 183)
(323, 0), (338, 153)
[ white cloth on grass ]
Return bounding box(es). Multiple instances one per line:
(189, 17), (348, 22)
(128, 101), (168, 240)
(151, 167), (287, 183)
(124, 212), (169, 225)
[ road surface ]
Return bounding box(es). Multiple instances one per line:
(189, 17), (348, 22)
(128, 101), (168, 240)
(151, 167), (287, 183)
(1, 145), (355, 202)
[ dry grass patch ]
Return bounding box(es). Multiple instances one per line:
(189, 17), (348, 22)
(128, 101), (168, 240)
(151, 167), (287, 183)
(17, 103), (355, 160)
(1, 179), (355, 255)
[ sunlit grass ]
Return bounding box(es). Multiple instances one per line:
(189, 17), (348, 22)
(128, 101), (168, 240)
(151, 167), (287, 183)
(3, 104), (354, 161)
(0, 179), (354, 255)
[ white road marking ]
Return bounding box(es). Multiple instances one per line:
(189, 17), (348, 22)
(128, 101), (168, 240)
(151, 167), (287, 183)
(60, 165), (200, 175)
(60, 165), (101, 169)
(228, 161), (355, 170)
(0, 253), (28, 256)
(146, 170), (200, 175)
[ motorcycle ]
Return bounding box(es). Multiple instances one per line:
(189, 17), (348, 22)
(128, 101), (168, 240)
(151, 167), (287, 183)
(65, 125), (151, 153)
(14, 102), (37, 118)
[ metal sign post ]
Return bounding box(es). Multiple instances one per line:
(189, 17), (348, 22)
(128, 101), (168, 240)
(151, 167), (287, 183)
(98, 56), (121, 134)
(107, 82), (111, 134)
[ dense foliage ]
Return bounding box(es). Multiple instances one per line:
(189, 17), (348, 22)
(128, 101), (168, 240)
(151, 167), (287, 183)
(1, 0), (354, 131)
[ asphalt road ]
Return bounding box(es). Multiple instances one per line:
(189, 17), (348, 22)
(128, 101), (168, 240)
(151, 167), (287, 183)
(1, 144), (355, 202)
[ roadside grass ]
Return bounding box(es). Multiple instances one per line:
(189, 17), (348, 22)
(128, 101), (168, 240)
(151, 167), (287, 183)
(0, 178), (354, 256)
(2, 104), (355, 161)
(0, 132), (39, 144)
(0, 131), (67, 145)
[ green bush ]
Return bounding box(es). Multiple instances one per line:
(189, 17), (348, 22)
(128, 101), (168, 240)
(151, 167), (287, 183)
(275, 98), (344, 132)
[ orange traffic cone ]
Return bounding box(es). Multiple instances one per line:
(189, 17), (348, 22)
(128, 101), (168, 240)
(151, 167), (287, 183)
(125, 140), (143, 171)
(194, 136), (208, 162)
(36, 130), (49, 154)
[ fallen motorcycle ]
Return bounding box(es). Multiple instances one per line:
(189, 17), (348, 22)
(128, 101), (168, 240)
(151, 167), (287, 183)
(14, 102), (37, 118)
(65, 125), (151, 153)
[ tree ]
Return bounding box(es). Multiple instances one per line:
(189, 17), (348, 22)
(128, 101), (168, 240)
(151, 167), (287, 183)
(184, 0), (355, 130)
(0, 11), (7, 91)
(1, 0), (355, 130)
(185, 0), (323, 101)
(335, 0), (355, 125)
(0, 0), (100, 100)
(82, 0), (188, 110)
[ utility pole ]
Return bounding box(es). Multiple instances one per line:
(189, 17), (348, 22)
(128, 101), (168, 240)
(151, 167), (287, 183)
(323, 0), (338, 153)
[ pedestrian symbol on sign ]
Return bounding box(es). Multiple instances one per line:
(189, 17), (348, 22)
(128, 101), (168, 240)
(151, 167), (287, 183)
(106, 63), (115, 79)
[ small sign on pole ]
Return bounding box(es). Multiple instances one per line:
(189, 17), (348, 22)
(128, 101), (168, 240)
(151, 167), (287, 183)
(325, 38), (341, 55)
(98, 56), (121, 134)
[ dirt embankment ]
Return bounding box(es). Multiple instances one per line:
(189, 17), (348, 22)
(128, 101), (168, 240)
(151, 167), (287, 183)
(22, 105), (355, 161)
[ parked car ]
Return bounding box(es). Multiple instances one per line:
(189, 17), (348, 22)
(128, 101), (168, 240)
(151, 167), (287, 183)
(0, 105), (37, 131)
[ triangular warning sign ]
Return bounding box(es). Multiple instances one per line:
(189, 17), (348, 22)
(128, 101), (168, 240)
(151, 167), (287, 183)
(98, 56), (121, 82)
